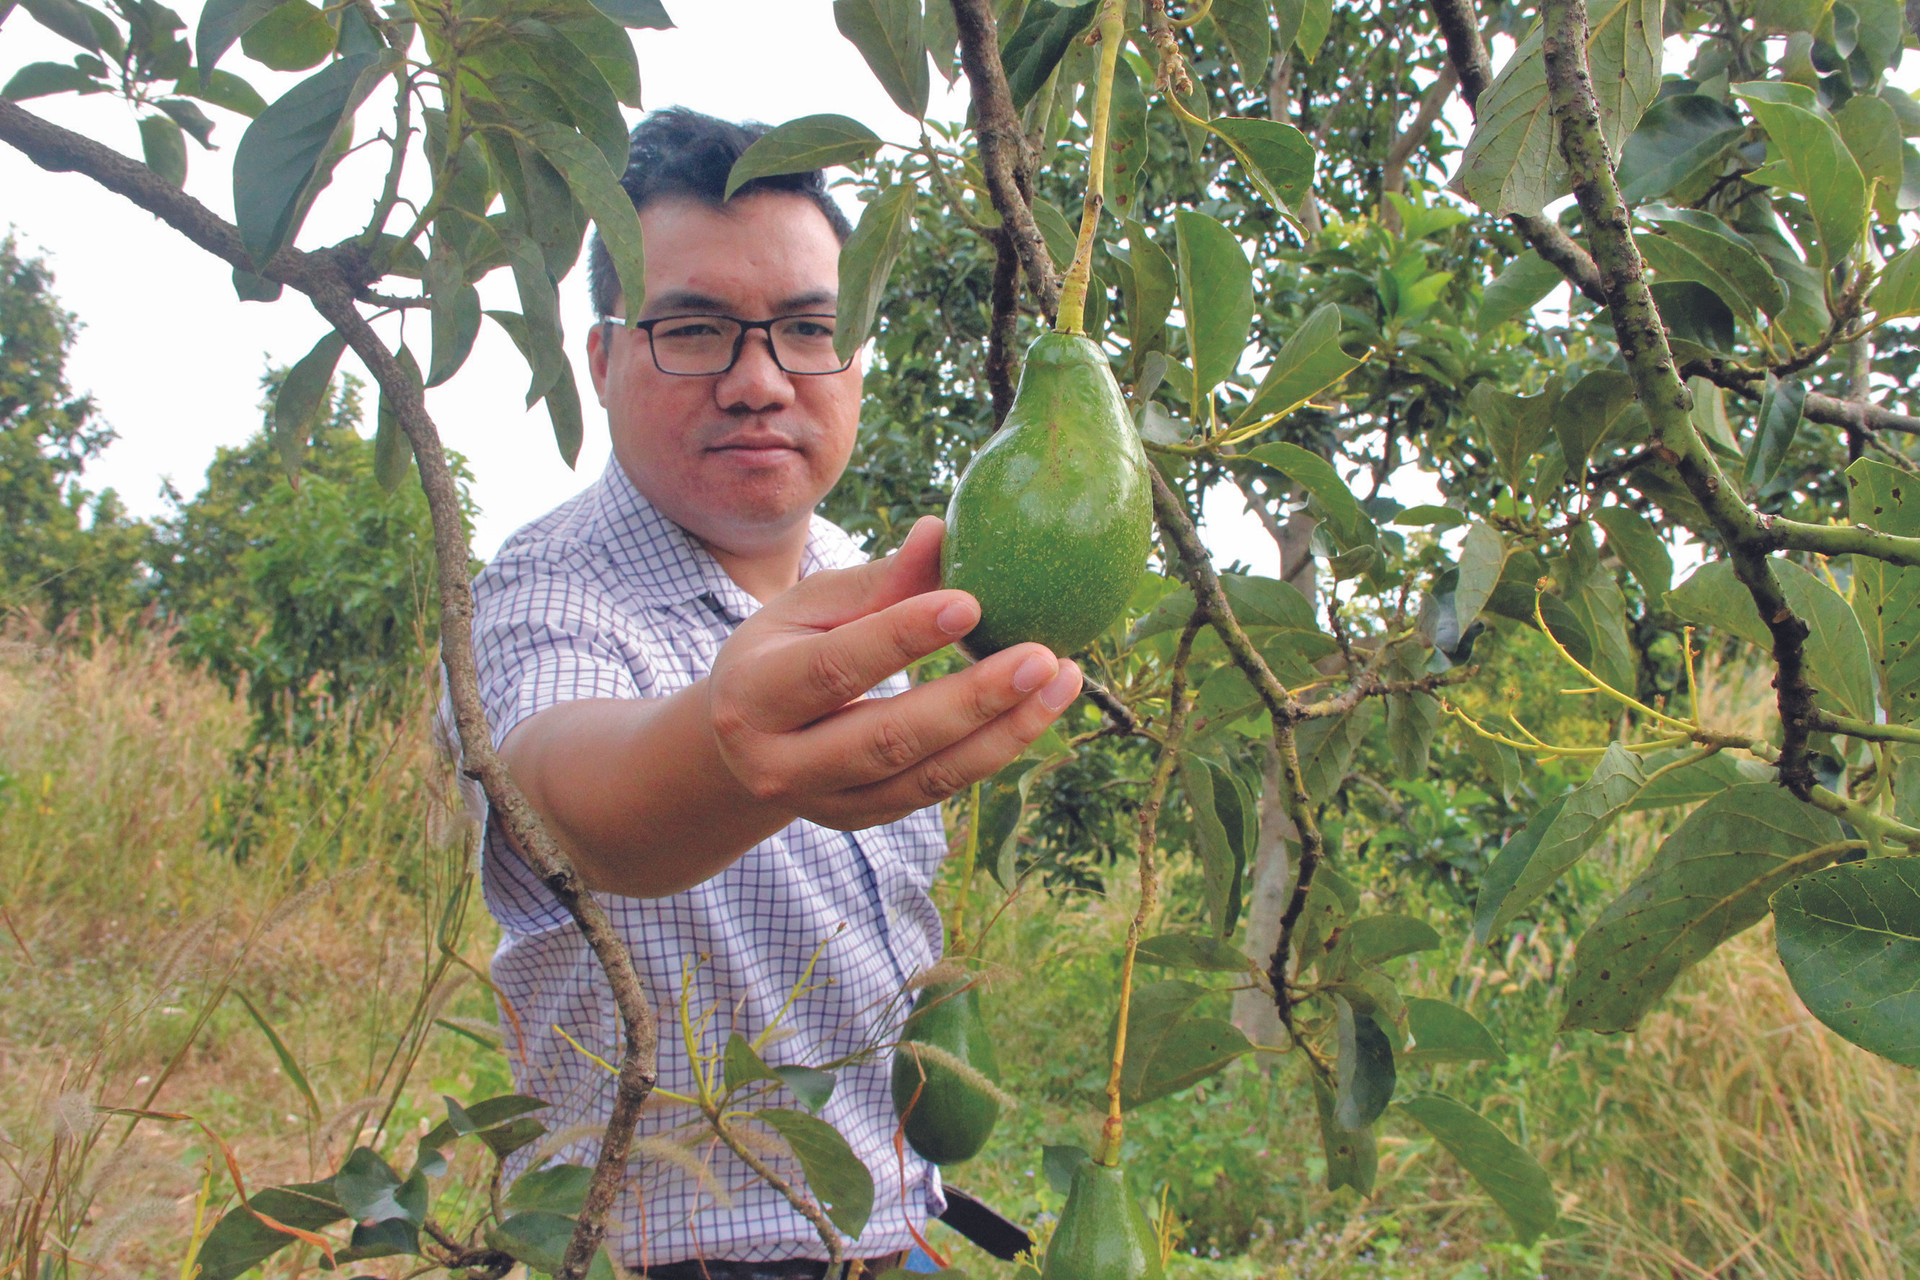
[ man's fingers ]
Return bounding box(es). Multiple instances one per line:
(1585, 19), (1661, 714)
(839, 661), (1082, 817)
(777, 643), (1063, 789)
(746, 587), (989, 732)
(769, 515), (947, 631)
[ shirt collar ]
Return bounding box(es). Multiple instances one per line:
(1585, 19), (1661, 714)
(592, 460), (865, 616)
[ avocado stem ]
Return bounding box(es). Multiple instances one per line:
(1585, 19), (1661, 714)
(1055, 0), (1127, 338)
(1097, 615), (1202, 1165)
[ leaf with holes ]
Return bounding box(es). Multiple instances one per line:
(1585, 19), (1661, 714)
(1772, 858), (1920, 1066)
(1564, 784), (1847, 1032)
(1112, 980), (1253, 1108)
(1847, 459), (1920, 726)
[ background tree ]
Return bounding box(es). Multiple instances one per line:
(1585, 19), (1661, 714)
(0, 233), (148, 627)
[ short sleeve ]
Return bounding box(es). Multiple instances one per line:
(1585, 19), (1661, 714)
(464, 545), (659, 935)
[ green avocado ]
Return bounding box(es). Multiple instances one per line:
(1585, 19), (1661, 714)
(1040, 1159), (1164, 1280)
(890, 979), (1002, 1166)
(942, 332), (1154, 659)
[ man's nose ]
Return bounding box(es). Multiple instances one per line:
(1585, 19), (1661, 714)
(714, 329), (795, 412)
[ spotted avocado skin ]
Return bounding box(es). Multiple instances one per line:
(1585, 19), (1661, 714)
(941, 332), (1153, 659)
(1039, 1160), (1165, 1280)
(890, 980), (1001, 1166)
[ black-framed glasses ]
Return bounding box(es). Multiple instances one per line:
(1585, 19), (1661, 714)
(603, 313), (853, 376)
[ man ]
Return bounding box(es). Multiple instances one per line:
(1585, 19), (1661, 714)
(463, 108), (1080, 1276)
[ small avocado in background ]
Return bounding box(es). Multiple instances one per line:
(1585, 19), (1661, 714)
(891, 978), (1002, 1166)
(942, 332), (1153, 660)
(1040, 1158), (1164, 1280)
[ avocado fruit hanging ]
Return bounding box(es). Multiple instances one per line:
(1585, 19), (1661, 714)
(941, 333), (1153, 659)
(891, 979), (1002, 1166)
(1040, 1158), (1164, 1280)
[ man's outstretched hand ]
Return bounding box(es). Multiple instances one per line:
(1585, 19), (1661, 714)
(500, 516), (1081, 897)
(708, 515), (1081, 831)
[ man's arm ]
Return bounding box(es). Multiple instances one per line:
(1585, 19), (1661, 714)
(498, 518), (1082, 898)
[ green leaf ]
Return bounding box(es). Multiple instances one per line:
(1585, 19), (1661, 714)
(158, 97), (218, 147)
(1293, 0), (1332, 61)
(505, 1165), (592, 1217)
(1229, 302), (1362, 431)
(1401, 998), (1507, 1065)
(373, 344), (420, 493)
(1617, 93), (1748, 204)
(1847, 459), (1920, 732)
(1772, 858), (1920, 1066)
(1309, 1073), (1377, 1193)
(1333, 996), (1396, 1131)
(424, 242), (480, 388)
(1113, 980), (1254, 1108)
(1000, 0), (1097, 112)
(17, 0), (103, 51)
(234, 990), (321, 1122)
(1208, 116), (1315, 217)
(834, 0), (927, 120)
(1135, 934), (1252, 972)
(1732, 83), (1867, 265)
(1476, 250), (1563, 331)
(1668, 557), (1877, 724)
(1103, 54), (1149, 217)
(757, 1109), (874, 1238)
(197, 1181), (345, 1280)
(1455, 0), (1664, 216)
(583, 0), (672, 27)
(333, 1146), (418, 1223)
(1246, 442), (1376, 554)
(1553, 526), (1638, 694)
(138, 113), (188, 187)
(1634, 205), (1786, 319)
(489, 223), (566, 407)
(724, 114), (882, 198)
(1744, 375), (1806, 491)
(835, 181), (915, 363)
(1295, 703), (1374, 804)
(1871, 242), (1920, 322)
(1477, 745), (1645, 943)
(1628, 749), (1769, 812)
(1210, 0), (1271, 90)
(543, 353), (584, 469)
(484, 30), (628, 169)
(1467, 379), (1559, 494)
(1341, 914), (1442, 966)
(1120, 218), (1176, 369)
(239, 0), (335, 71)
(514, 115), (646, 323)
(1396, 1094), (1557, 1244)
(1178, 753), (1243, 938)
(3, 60), (107, 99)
(486, 1210), (577, 1272)
(232, 51), (384, 267)
(1564, 784), (1847, 1033)
(1835, 92), (1905, 221)
(977, 758), (1041, 890)
(1592, 506), (1671, 603)
(1552, 369), (1640, 481)
(271, 330), (346, 475)
(1174, 209), (1255, 405)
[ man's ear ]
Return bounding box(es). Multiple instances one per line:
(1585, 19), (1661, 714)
(586, 318), (613, 407)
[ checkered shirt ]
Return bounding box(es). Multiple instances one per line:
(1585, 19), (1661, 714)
(456, 459), (948, 1266)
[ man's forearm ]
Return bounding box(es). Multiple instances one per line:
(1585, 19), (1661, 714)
(500, 684), (794, 898)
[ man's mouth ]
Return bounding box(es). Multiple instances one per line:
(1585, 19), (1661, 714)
(708, 436), (802, 465)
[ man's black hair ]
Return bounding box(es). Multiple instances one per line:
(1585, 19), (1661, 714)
(587, 107), (854, 318)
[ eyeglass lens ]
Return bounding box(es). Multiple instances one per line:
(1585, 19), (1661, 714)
(647, 315), (847, 375)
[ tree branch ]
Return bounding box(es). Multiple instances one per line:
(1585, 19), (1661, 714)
(1538, 0), (1818, 798)
(1687, 359), (1920, 436)
(0, 96), (659, 1280)
(950, 0), (1061, 324)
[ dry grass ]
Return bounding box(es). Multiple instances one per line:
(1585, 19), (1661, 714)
(0, 626), (503, 1280)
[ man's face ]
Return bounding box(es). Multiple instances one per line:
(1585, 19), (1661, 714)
(586, 192), (861, 558)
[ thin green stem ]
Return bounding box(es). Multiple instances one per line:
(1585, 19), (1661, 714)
(1056, 0), (1127, 336)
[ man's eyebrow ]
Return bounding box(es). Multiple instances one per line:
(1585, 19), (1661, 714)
(636, 289), (838, 317)
(775, 290), (837, 313)
(639, 290), (731, 316)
